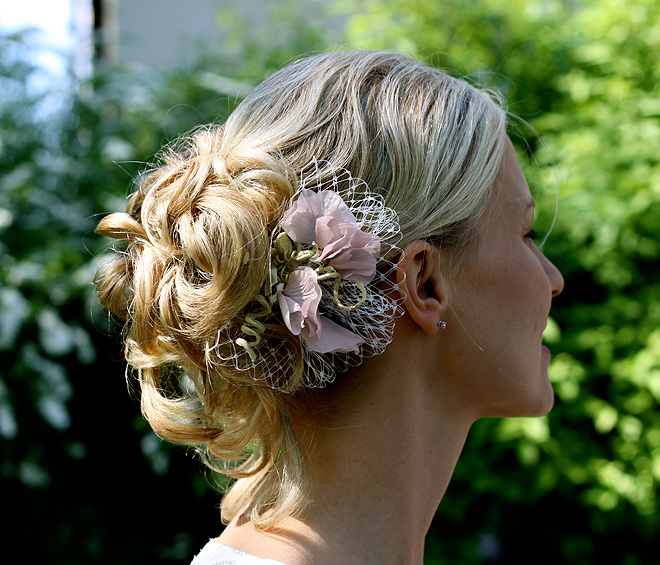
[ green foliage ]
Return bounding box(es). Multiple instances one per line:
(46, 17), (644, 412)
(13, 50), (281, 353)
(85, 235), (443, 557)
(537, 0), (660, 548)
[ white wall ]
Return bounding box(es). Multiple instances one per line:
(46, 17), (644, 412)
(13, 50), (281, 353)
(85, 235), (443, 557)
(106, 0), (222, 69)
(102, 0), (346, 70)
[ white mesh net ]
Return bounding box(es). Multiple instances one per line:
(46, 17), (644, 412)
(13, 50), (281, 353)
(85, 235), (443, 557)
(208, 160), (405, 390)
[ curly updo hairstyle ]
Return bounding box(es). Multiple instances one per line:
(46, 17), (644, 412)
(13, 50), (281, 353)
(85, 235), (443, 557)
(95, 50), (507, 528)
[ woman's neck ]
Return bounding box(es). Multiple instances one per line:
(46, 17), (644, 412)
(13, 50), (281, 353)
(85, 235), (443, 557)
(219, 340), (475, 565)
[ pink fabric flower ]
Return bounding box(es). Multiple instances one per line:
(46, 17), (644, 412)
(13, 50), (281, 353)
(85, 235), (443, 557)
(278, 267), (364, 354)
(281, 190), (380, 284)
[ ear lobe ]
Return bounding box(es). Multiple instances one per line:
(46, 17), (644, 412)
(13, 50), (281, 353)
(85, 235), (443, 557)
(396, 241), (448, 335)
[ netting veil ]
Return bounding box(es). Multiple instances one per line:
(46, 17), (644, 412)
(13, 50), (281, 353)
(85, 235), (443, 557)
(207, 160), (405, 390)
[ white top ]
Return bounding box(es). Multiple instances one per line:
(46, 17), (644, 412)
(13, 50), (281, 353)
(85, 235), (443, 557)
(191, 540), (288, 565)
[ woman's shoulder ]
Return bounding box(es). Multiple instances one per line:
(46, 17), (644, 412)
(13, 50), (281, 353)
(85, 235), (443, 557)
(191, 539), (288, 565)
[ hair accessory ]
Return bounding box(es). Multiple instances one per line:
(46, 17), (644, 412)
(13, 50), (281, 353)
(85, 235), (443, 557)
(437, 321), (447, 329)
(209, 159), (404, 390)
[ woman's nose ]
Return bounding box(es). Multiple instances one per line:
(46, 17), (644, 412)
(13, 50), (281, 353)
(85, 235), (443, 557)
(545, 256), (564, 297)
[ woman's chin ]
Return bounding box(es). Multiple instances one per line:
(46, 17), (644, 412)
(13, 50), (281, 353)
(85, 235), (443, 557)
(519, 382), (555, 417)
(482, 380), (555, 419)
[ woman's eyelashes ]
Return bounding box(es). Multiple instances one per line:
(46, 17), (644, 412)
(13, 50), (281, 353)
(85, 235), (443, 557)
(524, 227), (539, 241)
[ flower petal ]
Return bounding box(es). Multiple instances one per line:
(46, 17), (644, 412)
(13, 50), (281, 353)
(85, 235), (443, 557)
(317, 216), (380, 284)
(281, 190), (355, 243)
(278, 267), (322, 337)
(301, 316), (364, 354)
(278, 293), (304, 336)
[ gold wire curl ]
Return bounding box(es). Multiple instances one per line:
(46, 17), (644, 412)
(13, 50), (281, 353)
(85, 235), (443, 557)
(316, 266), (367, 312)
(235, 295), (272, 362)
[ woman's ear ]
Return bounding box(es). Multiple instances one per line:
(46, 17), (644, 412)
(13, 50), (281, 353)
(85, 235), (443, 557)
(396, 241), (449, 335)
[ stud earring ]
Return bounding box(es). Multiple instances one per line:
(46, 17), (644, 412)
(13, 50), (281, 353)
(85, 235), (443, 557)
(437, 321), (447, 329)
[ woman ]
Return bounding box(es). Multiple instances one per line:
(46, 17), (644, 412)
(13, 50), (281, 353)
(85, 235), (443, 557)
(95, 51), (564, 565)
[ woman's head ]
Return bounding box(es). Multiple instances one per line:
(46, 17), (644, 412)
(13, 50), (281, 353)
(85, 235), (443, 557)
(95, 50), (508, 527)
(399, 137), (564, 423)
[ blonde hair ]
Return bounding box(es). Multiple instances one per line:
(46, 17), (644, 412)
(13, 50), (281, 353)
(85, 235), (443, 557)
(95, 50), (507, 528)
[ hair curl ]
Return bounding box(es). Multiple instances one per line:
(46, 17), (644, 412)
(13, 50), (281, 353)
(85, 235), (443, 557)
(95, 50), (507, 528)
